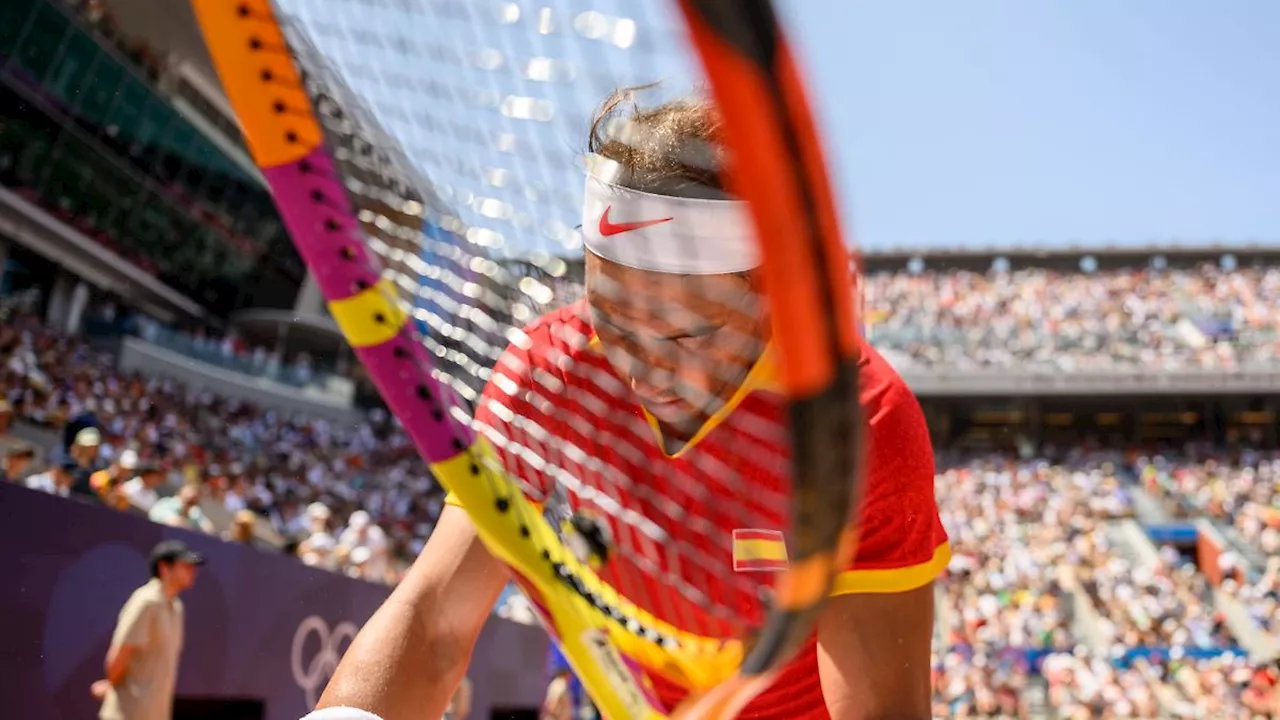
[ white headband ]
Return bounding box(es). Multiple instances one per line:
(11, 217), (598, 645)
(581, 158), (760, 275)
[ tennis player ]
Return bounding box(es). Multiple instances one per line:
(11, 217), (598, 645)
(303, 90), (949, 720)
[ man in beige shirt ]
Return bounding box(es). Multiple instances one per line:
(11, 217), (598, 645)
(92, 540), (204, 720)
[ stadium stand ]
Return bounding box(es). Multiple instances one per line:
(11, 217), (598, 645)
(2, 0), (1278, 717)
(1, 311), (446, 584)
(6, 257), (1280, 716)
(864, 264), (1280, 370)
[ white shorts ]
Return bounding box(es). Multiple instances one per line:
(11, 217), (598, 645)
(300, 708), (384, 720)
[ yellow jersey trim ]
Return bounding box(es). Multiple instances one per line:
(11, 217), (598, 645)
(829, 542), (951, 596)
(446, 334), (779, 504)
(587, 334), (778, 460)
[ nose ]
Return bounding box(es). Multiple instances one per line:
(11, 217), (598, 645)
(631, 371), (678, 402)
(627, 345), (681, 393)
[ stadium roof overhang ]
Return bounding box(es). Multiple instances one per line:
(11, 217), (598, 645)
(229, 309), (363, 369)
(97, 0), (219, 84)
(0, 187), (206, 323)
(95, 0), (262, 184)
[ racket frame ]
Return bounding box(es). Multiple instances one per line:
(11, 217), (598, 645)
(188, 1), (862, 717)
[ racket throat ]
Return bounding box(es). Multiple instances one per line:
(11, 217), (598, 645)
(565, 511), (615, 571)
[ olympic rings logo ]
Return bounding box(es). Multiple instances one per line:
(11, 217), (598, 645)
(291, 615), (358, 708)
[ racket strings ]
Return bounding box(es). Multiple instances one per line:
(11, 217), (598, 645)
(272, 0), (792, 645)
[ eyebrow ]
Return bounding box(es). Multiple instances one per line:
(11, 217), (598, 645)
(592, 308), (722, 341)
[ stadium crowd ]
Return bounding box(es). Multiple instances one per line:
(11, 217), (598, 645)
(865, 263), (1280, 370)
(933, 451), (1279, 717)
(4, 256), (1280, 717)
(1, 311), (444, 584)
(1135, 448), (1280, 553)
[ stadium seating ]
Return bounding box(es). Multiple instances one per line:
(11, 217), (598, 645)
(3, 261), (1278, 716)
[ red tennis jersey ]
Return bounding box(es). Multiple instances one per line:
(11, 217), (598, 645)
(453, 300), (949, 719)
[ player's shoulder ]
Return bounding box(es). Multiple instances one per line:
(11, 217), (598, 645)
(502, 299), (597, 369)
(523, 299), (593, 346)
(856, 335), (932, 455)
(856, 334), (916, 412)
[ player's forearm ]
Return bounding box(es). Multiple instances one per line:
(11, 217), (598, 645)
(316, 509), (507, 720)
(316, 576), (472, 719)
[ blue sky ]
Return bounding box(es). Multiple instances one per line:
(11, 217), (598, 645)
(782, 0), (1280, 252)
(280, 0), (1280, 255)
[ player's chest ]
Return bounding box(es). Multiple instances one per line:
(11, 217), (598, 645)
(546, 407), (792, 636)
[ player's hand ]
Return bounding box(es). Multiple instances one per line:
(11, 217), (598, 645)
(90, 679), (111, 700)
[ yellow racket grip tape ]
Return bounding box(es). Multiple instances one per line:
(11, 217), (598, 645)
(189, 0), (323, 168)
(432, 440), (739, 690)
(429, 440), (741, 719)
(328, 278), (408, 348)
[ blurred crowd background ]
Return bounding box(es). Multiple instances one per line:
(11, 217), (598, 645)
(864, 264), (1280, 371)
(2, 0), (1278, 717)
(5, 258), (1279, 717)
(1, 311), (445, 586)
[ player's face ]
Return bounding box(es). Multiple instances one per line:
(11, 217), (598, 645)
(162, 560), (199, 592)
(586, 251), (768, 437)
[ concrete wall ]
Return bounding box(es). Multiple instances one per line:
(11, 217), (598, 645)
(115, 337), (363, 425)
(1, 484), (548, 720)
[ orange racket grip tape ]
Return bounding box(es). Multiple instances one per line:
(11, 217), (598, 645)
(189, 0), (323, 168)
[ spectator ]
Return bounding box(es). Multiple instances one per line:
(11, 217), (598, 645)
(121, 462), (165, 513)
(202, 465), (229, 507)
(24, 455), (78, 497)
(1243, 662), (1280, 716)
(2, 443), (35, 483)
(225, 509), (257, 545)
(91, 448), (138, 511)
(68, 426), (104, 499)
(0, 398), (19, 453)
(337, 510), (390, 584)
(222, 462), (249, 514)
(63, 398), (99, 453)
(268, 493), (306, 538)
(541, 674), (575, 720)
(92, 540), (204, 720)
(297, 502), (338, 570)
(149, 485), (215, 534)
(542, 645), (595, 720)
(1227, 557), (1280, 642)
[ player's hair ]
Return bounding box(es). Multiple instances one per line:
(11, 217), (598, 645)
(588, 84), (727, 198)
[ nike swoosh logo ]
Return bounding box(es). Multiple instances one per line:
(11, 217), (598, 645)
(598, 205), (673, 236)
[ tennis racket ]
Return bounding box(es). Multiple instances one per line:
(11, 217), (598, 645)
(190, 1), (862, 718)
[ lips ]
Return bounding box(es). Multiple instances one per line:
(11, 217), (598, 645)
(641, 397), (687, 422)
(635, 389), (680, 407)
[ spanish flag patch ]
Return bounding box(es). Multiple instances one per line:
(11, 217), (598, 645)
(732, 529), (789, 572)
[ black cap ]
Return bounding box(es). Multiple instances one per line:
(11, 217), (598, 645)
(149, 540), (206, 569)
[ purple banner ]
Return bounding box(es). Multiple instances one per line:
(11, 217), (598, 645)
(0, 483), (547, 720)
